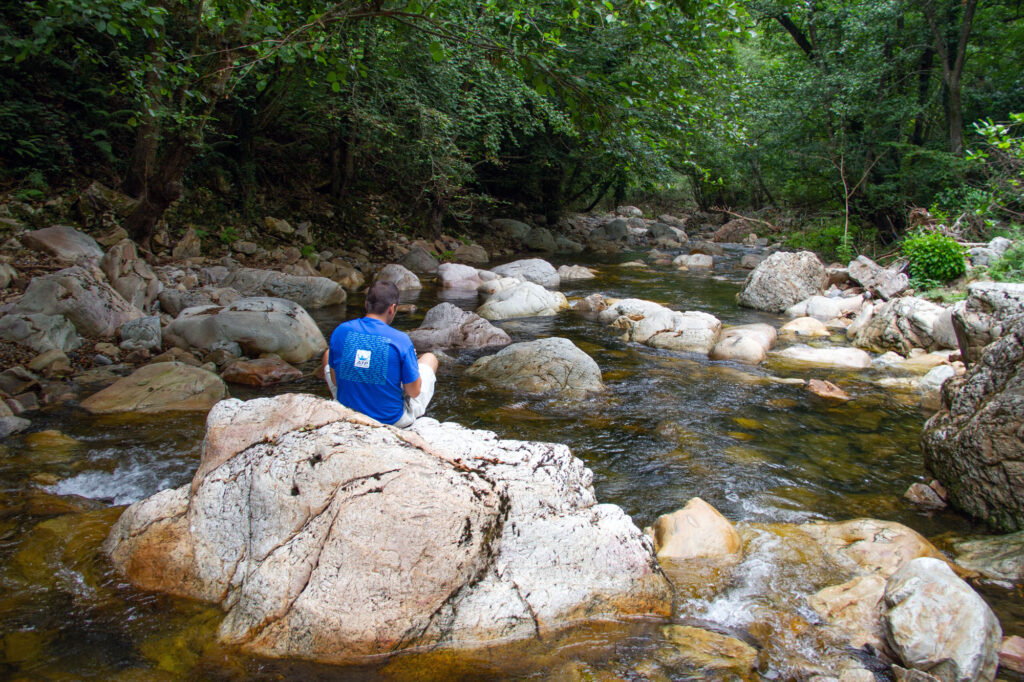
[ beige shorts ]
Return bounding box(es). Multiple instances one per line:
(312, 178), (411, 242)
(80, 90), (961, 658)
(325, 362), (435, 429)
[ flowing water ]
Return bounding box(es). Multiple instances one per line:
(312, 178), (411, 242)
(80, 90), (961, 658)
(1, 250), (1021, 680)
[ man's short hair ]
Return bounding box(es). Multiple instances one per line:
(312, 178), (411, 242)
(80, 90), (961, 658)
(365, 280), (400, 314)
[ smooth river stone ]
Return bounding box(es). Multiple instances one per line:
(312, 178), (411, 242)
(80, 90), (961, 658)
(80, 362), (226, 414)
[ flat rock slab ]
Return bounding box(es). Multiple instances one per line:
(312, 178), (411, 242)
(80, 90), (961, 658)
(770, 344), (872, 370)
(102, 394), (671, 664)
(80, 362), (226, 414)
(23, 225), (104, 262)
(221, 357), (303, 387)
(221, 267), (346, 308)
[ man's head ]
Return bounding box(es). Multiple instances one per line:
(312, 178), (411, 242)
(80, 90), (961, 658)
(365, 280), (400, 322)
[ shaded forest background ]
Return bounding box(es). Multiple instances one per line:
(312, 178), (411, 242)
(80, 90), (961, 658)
(1, 0), (1022, 255)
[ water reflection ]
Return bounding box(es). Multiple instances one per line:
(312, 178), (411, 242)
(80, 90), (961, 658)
(0, 252), (1019, 679)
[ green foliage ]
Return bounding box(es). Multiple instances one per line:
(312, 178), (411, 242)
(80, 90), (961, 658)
(987, 240), (1024, 282)
(784, 219), (873, 263)
(902, 231), (966, 283)
(300, 244), (316, 259)
(218, 226), (239, 245)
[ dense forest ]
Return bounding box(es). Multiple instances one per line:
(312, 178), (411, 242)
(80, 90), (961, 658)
(2, 0), (1023, 257)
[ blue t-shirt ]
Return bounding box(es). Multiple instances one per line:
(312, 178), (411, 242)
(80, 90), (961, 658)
(328, 317), (420, 424)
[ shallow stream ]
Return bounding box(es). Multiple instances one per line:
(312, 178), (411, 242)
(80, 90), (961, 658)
(1, 250), (1021, 680)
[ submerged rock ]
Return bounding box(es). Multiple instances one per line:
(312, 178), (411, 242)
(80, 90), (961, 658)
(737, 251), (827, 313)
(220, 357), (302, 387)
(653, 624), (757, 675)
(164, 297), (326, 364)
(102, 394), (671, 664)
(951, 531), (1024, 583)
(883, 557), (1001, 682)
(921, 316), (1024, 532)
(801, 518), (950, 579)
(466, 337), (603, 396)
(80, 362), (226, 414)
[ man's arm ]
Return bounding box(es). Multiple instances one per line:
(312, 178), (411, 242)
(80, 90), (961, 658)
(403, 377), (422, 398)
(317, 349), (329, 379)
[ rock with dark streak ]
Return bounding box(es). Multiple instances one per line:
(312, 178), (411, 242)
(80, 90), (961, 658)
(102, 394), (671, 664)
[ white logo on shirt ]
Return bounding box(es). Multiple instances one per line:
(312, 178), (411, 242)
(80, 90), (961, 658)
(354, 349), (371, 368)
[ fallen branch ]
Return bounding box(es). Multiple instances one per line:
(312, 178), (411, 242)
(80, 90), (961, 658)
(710, 206), (781, 232)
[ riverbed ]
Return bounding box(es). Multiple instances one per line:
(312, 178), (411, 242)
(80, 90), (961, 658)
(1, 250), (1020, 679)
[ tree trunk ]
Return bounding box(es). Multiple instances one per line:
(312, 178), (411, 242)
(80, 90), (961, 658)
(124, 137), (199, 248)
(923, 0), (978, 156)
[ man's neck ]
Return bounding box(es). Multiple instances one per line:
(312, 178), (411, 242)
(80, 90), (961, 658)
(365, 312), (389, 324)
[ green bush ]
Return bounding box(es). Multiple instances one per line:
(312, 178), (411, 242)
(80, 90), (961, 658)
(784, 220), (873, 263)
(988, 240), (1024, 282)
(901, 231), (966, 283)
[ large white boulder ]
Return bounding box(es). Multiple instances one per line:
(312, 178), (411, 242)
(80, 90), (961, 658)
(851, 297), (952, 354)
(598, 299), (722, 354)
(466, 337), (603, 396)
(164, 297), (326, 363)
(477, 281), (569, 320)
(102, 394), (671, 664)
(884, 557), (1001, 682)
(490, 258), (560, 288)
(436, 263), (483, 290)
(221, 267), (347, 308)
(737, 251), (828, 313)
(373, 263), (422, 291)
(12, 265), (144, 338)
(408, 302), (510, 351)
(709, 324), (777, 364)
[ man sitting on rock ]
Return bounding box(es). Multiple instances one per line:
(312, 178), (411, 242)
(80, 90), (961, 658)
(322, 280), (438, 428)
